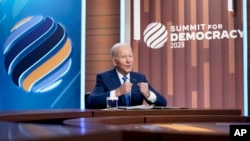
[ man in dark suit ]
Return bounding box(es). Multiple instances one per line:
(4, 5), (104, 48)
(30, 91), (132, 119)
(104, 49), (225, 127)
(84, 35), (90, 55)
(86, 43), (167, 109)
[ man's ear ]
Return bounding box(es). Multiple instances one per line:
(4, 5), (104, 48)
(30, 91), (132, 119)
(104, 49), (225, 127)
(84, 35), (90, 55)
(112, 58), (117, 66)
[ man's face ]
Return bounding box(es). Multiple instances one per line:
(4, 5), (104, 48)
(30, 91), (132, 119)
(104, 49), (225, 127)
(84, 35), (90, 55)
(112, 46), (133, 75)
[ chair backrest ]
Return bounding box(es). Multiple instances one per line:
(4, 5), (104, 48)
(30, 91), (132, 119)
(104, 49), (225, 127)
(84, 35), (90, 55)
(85, 92), (91, 109)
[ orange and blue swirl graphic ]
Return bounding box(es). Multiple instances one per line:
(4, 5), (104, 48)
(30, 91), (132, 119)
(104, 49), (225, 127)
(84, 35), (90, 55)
(3, 16), (72, 93)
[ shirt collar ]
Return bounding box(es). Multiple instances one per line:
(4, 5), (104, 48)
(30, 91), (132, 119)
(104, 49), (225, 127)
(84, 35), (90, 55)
(115, 69), (130, 82)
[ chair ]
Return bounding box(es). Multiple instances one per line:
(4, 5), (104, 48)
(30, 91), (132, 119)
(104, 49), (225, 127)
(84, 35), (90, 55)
(85, 92), (91, 109)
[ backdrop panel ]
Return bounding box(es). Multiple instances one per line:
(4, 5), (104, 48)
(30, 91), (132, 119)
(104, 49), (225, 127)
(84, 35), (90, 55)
(0, 0), (81, 110)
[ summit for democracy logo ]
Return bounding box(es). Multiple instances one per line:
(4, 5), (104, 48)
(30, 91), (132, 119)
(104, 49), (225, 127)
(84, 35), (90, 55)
(143, 22), (243, 49)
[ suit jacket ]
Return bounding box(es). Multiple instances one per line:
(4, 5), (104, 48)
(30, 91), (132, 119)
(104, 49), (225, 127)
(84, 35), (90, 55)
(86, 68), (167, 109)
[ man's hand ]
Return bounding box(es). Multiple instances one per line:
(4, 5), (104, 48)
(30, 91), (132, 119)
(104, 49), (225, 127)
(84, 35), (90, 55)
(137, 82), (150, 98)
(115, 82), (132, 97)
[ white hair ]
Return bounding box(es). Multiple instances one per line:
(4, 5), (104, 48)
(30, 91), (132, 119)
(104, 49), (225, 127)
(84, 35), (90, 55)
(110, 43), (131, 57)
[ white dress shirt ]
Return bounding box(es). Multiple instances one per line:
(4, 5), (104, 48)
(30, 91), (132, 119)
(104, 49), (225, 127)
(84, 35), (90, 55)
(110, 69), (156, 103)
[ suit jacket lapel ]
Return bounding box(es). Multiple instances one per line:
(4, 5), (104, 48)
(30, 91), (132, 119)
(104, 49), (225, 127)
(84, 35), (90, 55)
(130, 72), (138, 85)
(110, 68), (121, 88)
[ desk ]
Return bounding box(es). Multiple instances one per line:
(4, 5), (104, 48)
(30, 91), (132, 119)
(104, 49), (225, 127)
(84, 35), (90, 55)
(0, 109), (247, 141)
(64, 115), (248, 125)
(118, 122), (234, 141)
(0, 108), (242, 122)
(0, 109), (92, 122)
(64, 115), (249, 141)
(1, 119), (248, 141)
(91, 108), (242, 117)
(0, 121), (122, 141)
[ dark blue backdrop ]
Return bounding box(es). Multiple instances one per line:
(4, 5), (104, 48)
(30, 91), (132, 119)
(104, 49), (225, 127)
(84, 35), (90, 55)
(0, 0), (81, 110)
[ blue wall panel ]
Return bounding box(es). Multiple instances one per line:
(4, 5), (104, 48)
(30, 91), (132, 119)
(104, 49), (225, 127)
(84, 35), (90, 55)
(0, 0), (81, 110)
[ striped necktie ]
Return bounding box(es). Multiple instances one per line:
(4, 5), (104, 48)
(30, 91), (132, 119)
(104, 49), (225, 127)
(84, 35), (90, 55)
(122, 76), (130, 106)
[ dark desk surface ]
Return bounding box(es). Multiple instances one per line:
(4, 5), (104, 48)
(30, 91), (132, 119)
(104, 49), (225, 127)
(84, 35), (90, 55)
(0, 108), (248, 141)
(91, 108), (242, 117)
(0, 108), (242, 122)
(0, 109), (93, 122)
(0, 121), (122, 141)
(117, 122), (249, 141)
(4, 119), (249, 141)
(63, 116), (249, 141)
(64, 115), (248, 125)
